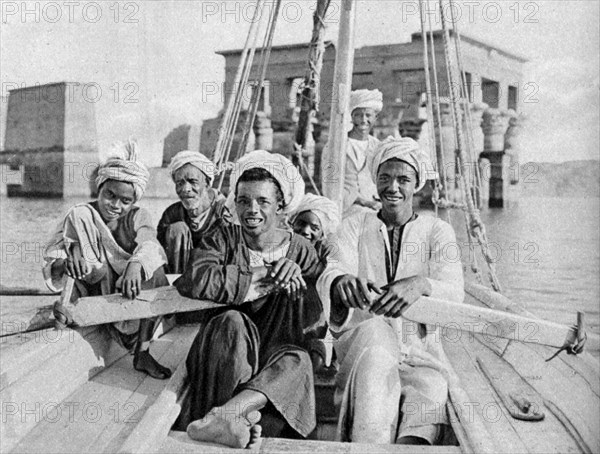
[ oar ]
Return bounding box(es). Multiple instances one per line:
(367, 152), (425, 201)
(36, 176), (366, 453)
(401, 296), (585, 352)
(57, 285), (586, 352)
(0, 286), (59, 296)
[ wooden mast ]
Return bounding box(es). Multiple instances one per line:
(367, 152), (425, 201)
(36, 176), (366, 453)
(321, 0), (356, 211)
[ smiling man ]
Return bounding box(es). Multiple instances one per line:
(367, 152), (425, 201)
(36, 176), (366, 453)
(317, 137), (464, 445)
(174, 150), (325, 448)
(342, 89), (383, 217)
(157, 150), (229, 274)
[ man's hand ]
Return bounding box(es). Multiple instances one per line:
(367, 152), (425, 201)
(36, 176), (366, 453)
(64, 243), (91, 280)
(332, 275), (380, 310)
(369, 276), (432, 318)
(120, 262), (143, 300)
(269, 258), (307, 297)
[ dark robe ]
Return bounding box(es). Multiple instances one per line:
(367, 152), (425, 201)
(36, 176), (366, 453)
(156, 189), (230, 274)
(174, 224), (324, 438)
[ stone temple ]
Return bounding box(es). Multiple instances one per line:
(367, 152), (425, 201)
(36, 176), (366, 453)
(201, 30), (527, 207)
(0, 82), (98, 198)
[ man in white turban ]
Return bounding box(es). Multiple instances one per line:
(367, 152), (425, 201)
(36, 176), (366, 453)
(44, 140), (172, 379)
(157, 150), (230, 276)
(317, 137), (464, 445)
(174, 151), (324, 447)
(343, 89), (384, 218)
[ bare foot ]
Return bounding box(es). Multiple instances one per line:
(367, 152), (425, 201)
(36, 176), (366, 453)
(133, 350), (172, 379)
(187, 409), (252, 448)
(247, 424), (262, 450)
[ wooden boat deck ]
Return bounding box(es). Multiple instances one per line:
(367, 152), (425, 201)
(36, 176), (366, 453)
(1, 285), (599, 453)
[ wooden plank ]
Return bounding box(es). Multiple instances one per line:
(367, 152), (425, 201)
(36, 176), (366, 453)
(159, 431), (462, 454)
(501, 341), (600, 453)
(62, 286), (221, 327)
(441, 333), (527, 454)
(105, 325), (198, 453)
(474, 340), (584, 453)
(0, 327), (128, 452)
(8, 326), (197, 454)
(466, 284), (600, 399)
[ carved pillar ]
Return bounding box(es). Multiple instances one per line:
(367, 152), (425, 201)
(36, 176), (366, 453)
(504, 110), (525, 185)
(253, 111), (273, 151)
(481, 108), (511, 207)
(482, 108), (511, 152)
(433, 101), (456, 191)
(467, 102), (487, 156)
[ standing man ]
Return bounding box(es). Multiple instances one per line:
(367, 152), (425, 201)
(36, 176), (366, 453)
(343, 89), (383, 217)
(318, 137), (464, 445)
(157, 150), (230, 274)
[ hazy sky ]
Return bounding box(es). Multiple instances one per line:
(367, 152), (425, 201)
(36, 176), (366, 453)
(1, 0), (598, 165)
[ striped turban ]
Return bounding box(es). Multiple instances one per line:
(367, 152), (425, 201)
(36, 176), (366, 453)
(229, 150), (305, 214)
(95, 139), (149, 201)
(370, 136), (435, 193)
(290, 193), (341, 237)
(167, 150), (216, 185)
(349, 89), (383, 114)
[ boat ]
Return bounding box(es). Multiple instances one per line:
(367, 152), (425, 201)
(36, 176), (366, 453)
(1, 1), (598, 453)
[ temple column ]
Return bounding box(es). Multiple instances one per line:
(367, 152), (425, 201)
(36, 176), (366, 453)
(504, 110), (525, 185)
(433, 101), (457, 194)
(480, 108), (511, 207)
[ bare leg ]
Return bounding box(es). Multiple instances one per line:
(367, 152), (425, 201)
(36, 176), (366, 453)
(133, 319), (172, 380)
(187, 390), (267, 449)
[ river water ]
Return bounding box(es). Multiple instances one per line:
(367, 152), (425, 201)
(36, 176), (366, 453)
(1, 195), (598, 351)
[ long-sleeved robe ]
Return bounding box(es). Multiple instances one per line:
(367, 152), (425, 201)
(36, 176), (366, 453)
(317, 210), (464, 444)
(343, 136), (381, 217)
(43, 202), (168, 348)
(156, 189), (229, 274)
(174, 224), (325, 438)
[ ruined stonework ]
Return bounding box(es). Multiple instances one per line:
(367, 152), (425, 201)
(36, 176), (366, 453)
(0, 82), (98, 198)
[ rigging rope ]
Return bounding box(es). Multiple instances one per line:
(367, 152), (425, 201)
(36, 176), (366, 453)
(292, 0), (332, 195)
(236, 0), (283, 162)
(213, 0), (264, 169)
(438, 0), (503, 292)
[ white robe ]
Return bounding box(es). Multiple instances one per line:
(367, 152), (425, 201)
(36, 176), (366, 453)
(342, 136), (381, 217)
(317, 210), (464, 443)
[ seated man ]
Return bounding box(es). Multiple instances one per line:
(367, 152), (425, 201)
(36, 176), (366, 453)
(175, 150), (324, 448)
(317, 137), (464, 445)
(289, 193), (341, 371)
(157, 150), (229, 274)
(43, 140), (172, 379)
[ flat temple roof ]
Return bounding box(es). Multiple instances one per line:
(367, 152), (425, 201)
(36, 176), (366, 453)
(217, 31), (528, 63)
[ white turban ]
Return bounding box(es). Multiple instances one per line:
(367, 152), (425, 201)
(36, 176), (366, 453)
(229, 150), (305, 214)
(349, 89), (383, 114)
(96, 139), (149, 201)
(370, 136), (435, 193)
(167, 150), (216, 185)
(290, 193), (341, 237)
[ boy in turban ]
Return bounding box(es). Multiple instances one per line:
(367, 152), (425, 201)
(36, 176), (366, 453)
(318, 137), (463, 445)
(43, 140), (172, 379)
(290, 193), (341, 371)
